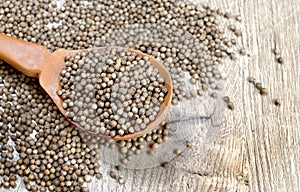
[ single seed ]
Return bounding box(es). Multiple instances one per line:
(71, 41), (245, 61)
(96, 173), (102, 179)
(109, 171), (117, 179)
(174, 149), (181, 155)
(223, 96), (230, 103)
(235, 15), (242, 21)
(4, 182), (9, 189)
(260, 88), (268, 95)
(186, 141), (192, 148)
(10, 180), (17, 188)
(227, 102), (234, 110)
(273, 49), (280, 56)
(255, 82), (262, 90)
(239, 48), (246, 55)
(277, 57), (284, 64)
(274, 99), (281, 106)
(224, 12), (231, 18)
(161, 162), (170, 168)
(118, 177), (125, 184)
(248, 77), (255, 84)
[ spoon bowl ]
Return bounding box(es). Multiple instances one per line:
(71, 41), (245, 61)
(0, 33), (172, 140)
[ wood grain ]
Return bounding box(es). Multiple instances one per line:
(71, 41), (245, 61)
(90, 0), (300, 191)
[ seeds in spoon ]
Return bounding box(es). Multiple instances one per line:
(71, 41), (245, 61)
(59, 47), (168, 137)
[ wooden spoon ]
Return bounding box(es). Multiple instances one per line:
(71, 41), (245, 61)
(0, 33), (172, 140)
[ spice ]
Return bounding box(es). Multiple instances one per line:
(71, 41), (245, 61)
(0, 0), (243, 189)
(186, 141), (192, 148)
(273, 49), (280, 56)
(227, 102), (235, 110)
(59, 48), (167, 136)
(255, 83), (263, 90)
(118, 177), (125, 184)
(277, 57), (284, 64)
(109, 171), (117, 179)
(0, 63), (101, 191)
(248, 77), (256, 84)
(260, 88), (268, 95)
(174, 149), (182, 156)
(161, 162), (170, 169)
(274, 99), (281, 106)
(223, 96), (231, 103)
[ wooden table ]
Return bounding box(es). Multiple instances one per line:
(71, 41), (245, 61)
(89, 0), (300, 191)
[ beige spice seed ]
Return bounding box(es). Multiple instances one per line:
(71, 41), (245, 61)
(161, 162), (170, 169)
(274, 99), (281, 106)
(109, 171), (117, 179)
(3, 182), (9, 189)
(260, 88), (268, 95)
(227, 102), (234, 110)
(186, 141), (192, 148)
(174, 149), (181, 155)
(248, 77), (255, 84)
(273, 49), (280, 56)
(277, 57), (284, 64)
(255, 82), (263, 90)
(118, 177), (125, 184)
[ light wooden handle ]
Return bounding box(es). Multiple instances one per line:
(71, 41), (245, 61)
(0, 33), (48, 77)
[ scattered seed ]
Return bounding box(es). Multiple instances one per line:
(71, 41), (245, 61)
(109, 171), (117, 179)
(274, 99), (281, 106)
(210, 92), (218, 98)
(227, 102), (234, 110)
(277, 57), (284, 64)
(255, 83), (263, 90)
(186, 141), (192, 148)
(96, 173), (102, 179)
(239, 48), (246, 55)
(161, 162), (170, 169)
(174, 149), (181, 156)
(224, 12), (231, 19)
(118, 177), (125, 184)
(260, 88), (268, 95)
(248, 77), (256, 84)
(235, 15), (242, 22)
(273, 49), (280, 56)
(223, 96), (231, 103)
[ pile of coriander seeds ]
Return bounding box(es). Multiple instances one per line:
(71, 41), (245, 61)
(0, 0), (242, 190)
(59, 47), (168, 137)
(80, 120), (171, 169)
(0, 62), (101, 191)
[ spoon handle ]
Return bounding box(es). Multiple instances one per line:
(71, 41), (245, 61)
(0, 33), (49, 77)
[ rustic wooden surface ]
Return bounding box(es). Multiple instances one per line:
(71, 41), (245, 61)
(90, 0), (300, 191)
